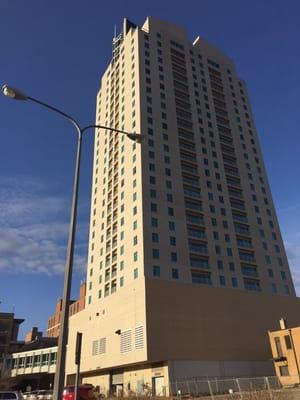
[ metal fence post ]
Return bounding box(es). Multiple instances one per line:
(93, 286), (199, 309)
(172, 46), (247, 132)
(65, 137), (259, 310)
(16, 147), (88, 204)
(215, 377), (218, 394)
(175, 380), (178, 399)
(207, 379), (214, 400)
(194, 377), (198, 396)
(186, 378), (190, 395)
(169, 378), (172, 398)
(265, 377), (273, 400)
(235, 378), (243, 399)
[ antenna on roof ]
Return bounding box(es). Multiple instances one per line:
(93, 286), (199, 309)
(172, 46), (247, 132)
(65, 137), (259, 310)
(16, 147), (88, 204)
(112, 24), (117, 61)
(112, 23), (123, 65)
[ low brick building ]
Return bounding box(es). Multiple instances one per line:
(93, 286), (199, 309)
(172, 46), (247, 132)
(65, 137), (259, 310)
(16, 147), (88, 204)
(269, 319), (300, 385)
(47, 281), (86, 337)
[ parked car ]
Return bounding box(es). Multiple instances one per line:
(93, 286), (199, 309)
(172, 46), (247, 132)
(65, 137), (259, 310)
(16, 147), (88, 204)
(63, 385), (96, 400)
(25, 392), (38, 400)
(0, 392), (23, 400)
(37, 391), (52, 400)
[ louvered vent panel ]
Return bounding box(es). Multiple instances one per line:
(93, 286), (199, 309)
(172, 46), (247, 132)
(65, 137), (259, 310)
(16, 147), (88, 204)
(99, 337), (106, 354)
(92, 340), (99, 355)
(135, 326), (144, 350)
(120, 329), (132, 353)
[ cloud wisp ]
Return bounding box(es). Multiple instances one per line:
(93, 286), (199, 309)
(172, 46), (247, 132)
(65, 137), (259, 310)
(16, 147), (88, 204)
(0, 176), (88, 275)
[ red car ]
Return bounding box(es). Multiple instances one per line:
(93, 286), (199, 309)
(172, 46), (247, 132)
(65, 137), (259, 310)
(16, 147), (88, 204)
(62, 385), (96, 400)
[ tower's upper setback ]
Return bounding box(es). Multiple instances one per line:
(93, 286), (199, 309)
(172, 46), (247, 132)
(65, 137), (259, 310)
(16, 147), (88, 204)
(85, 16), (295, 307)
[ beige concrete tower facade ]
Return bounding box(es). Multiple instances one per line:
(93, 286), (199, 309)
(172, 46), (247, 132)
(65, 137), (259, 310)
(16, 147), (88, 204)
(65, 17), (300, 395)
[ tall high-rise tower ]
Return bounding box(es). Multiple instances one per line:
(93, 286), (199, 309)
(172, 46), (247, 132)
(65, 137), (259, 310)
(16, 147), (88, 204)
(66, 17), (300, 395)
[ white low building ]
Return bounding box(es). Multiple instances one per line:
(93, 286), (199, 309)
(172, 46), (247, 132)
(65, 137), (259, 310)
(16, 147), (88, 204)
(10, 346), (57, 377)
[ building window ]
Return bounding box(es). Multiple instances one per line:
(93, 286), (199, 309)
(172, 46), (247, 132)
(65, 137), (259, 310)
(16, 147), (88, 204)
(172, 268), (179, 279)
(134, 268), (138, 279)
(283, 335), (292, 350)
(219, 275), (226, 286)
(244, 278), (261, 292)
(150, 189), (157, 198)
(151, 203), (157, 212)
(281, 271), (286, 280)
(213, 232), (219, 240)
(215, 245), (221, 255)
(169, 221), (175, 231)
(217, 260), (223, 270)
(152, 233), (159, 242)
(168, 207), (174, 216)
(170, 236), (176, 246)
(152, 218), (158, 227)
(152, 249), (160, 259)
(150, 176), (156, 184)
(268, 269), (274, 278)
(229, 262), (235, 271)
(171, 252), (177, 262)
(231, 277), (238, 287)
(279, 366), (289, 376)
(274, 337), (283, 357)
(167, 193), (173, 202)
(284, 285), (290, 295)
(227, 248), (233, 256)
(192, 271), (211, 285)
(153, 265), (160, 277)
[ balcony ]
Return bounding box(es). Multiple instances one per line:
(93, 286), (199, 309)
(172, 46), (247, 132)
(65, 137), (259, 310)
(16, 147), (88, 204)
(226, 169), (240, 178)
(230, 200), (245, 211)
(184, 186), (201, 199)
(273, 356), (287, 362)
(181, 162), (198, 175)
(210, 81), (224, 93)
(175, 98), (191, 111)
(223, 156), (237, 167)
(228, 189), (243, 199)
(182, 175), (199, 186)
(234, 224), (250, 235)
(179, 139), (196, 151)
(177, 117), (193, 130)
(186, 212), (205, 225)
(227, 177), (241, 188)
(239, 251), (256, 263)
(180, 151), (197, 162)
(212, 90), (225, 101)
(242, 265), (258, 277)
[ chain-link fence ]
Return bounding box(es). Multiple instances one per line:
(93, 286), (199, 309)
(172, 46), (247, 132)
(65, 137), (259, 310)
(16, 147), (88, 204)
(169, 376), (300, 399)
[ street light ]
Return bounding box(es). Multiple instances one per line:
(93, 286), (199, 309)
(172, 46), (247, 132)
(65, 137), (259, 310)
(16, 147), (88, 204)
(2, 84), (142, 400)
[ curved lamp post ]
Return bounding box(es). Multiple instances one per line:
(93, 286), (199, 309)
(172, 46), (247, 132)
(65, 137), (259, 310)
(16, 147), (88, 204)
(2, 84), (142, 400)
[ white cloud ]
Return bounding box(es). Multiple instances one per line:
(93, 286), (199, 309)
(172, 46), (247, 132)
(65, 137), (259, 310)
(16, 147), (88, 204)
(0, 227), (86, 275)
(0, 176), (88, 275)
(0, 176), (67, 226)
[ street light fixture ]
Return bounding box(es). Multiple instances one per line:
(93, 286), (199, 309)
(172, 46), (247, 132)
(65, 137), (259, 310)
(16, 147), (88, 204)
(1, 84), (142, 400)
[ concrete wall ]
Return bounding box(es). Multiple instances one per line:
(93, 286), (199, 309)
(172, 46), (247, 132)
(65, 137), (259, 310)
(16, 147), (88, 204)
(146, 279), (300, 365)
(66, 279), (147, 377)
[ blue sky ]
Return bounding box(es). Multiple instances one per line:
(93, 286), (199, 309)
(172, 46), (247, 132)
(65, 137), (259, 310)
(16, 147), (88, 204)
(0, 0), (299, 338)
